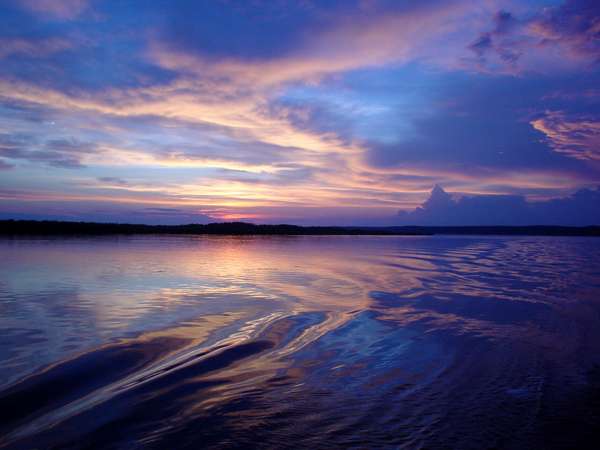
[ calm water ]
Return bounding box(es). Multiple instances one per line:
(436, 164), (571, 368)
(1, 235), (600, 449)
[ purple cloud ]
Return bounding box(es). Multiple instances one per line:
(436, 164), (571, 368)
(531, 110), (600, 161)
(0, 0), (599, 225)
(531, 0), (600, 61)
(398, 185), (600, 226)
(97, 177), (128, 186)
(465, 1), (600, 74)
(0, 135), (98, 169)
(0, 159), (14, 170)
(16, 0), (89, 20)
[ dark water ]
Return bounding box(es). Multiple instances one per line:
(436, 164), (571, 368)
(1, 236), (600, 449)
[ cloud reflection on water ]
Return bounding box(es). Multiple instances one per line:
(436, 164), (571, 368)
(1, 235), (600, 448)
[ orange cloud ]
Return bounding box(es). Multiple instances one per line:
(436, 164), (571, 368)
(531, 111), (600, 161)
(1, 1), (595, 223)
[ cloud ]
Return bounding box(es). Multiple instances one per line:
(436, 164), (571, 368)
(467, 10), (523, 70)
(0, 0), (599, 225)
(530, 0), (600, 62)
(135, 207), (214, 224)
(362, 74), (584, 174)
(398, 184), (600, 226)
(0, 37), (72, 59)
(16, 0), (89, 20)
(463, 1), (600, 74)
(0, 159), (14, 170)
(97, 176), (128, 186)
(0, 134), (98, 168)
(0, 199), (216, 225)
(531, 110), (600, 161)
(151, 0), (470, 85)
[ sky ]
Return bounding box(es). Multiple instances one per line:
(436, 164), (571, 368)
(0, 0), (599, 225)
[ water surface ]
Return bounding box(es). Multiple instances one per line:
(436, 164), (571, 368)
(1, 235), (600, 449)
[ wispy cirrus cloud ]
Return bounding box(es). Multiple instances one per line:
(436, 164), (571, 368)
(16, 0), (90, 20)
(0, 0), (599, 224)
(0, 134), (99, 168)
(150, 0), (471, 88)
(96, 176), (128, 186)
(531, 111), (600, 161)
(0, 37), (72, 59)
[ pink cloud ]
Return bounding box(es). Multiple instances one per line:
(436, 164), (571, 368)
(0, 37), (72, 59)
(0, 159), (14, 170)
(148, 1), (473, 87)
(18, 0), (89, 20)
(531, 111), (600, 161)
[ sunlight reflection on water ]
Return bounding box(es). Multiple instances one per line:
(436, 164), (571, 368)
(1, 235), (600, 449)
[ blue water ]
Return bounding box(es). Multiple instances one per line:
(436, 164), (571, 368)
(1, 235), (600, 449)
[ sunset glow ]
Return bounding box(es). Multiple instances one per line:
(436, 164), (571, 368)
(1, 0), (599, 225)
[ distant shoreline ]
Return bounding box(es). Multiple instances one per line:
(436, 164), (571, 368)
(1, 220), (599, 237)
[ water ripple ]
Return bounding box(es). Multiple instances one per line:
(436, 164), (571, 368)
(1, 235), (600, 448)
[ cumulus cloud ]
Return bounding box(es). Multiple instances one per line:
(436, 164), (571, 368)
(398, 185), (600, 226)
(0, 0), (599, 224)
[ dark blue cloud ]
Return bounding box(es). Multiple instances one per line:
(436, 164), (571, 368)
(0, 0), (599, 224)
(97, 176), (128, 185)
(364, 71), (600, 176)
(468, 10), (521, 65)
(398, 185), (600, 226)
(156, 0), (454, 61)
(534, 0), (600, 61)
(0, 133), (97, 168)
(0, 1), (175, 92)
(467, 1), (600, 71)
(0, 200), (215, 225)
